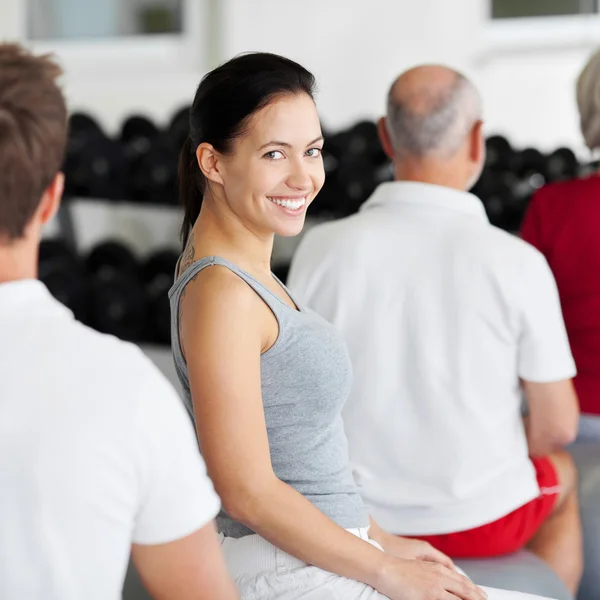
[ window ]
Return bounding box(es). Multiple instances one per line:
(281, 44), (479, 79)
(28, 0), (183, 40)
(8, 0), (216, 77)
(484, 0), (600, 55)
(492, 0), (598, 19)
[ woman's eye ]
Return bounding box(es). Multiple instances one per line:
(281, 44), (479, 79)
(265, 150), (285, 160)
(306, 147), (322, 158)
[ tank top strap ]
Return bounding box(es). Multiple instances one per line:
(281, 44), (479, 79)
(169, 255), (287, 320)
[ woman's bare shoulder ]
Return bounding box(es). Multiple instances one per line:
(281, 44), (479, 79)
(184, 261), (257, 307)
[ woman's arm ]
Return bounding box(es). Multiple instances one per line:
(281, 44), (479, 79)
(180, 266), (485, 600)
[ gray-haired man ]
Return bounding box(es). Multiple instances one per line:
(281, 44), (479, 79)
(288, 65), (582, 595)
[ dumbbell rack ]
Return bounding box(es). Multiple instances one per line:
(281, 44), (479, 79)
(52, 195), (328, 269)
(51, 196), (183, 259)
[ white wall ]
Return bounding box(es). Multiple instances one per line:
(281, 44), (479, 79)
(0, 0), (215, 134)
(2, 0), (597, 151)
(219, 0), (595, 154)
(221, 0), (485, 132)
(480, 47), (591, 154)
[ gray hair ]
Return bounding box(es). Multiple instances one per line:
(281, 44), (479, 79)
(577, 49), (600, 151)
(386, 72), (482, 158)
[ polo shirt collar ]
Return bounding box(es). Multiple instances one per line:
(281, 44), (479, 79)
(361, 181), (489, 222)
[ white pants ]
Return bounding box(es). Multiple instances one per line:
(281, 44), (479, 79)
(220, 528), (554, 600)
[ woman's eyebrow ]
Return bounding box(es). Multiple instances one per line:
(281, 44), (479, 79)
(306, 135), (325, 147)
(257, 135), (324, 151)
(258, 140), (291, 150)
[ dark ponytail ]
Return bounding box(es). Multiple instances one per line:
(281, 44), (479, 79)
(178, 135), (204, 246)
(178, 52), (316, 248)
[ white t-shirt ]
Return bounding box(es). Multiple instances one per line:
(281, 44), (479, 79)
(288, 181), (576, 535)
(0, 280), (220, 600)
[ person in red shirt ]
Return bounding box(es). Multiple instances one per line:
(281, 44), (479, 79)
(521, 49), (600, 442)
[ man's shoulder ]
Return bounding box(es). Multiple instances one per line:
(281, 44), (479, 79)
(68, 319), (140, 357)
(299, 214), (367, 254)
(64, 323), (183, 432)
(468, 222), (546, 265)
(305, 214), (361, 238)
(62, 319), (163, 383)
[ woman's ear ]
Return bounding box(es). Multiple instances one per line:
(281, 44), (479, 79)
(196, 143), (224, 186)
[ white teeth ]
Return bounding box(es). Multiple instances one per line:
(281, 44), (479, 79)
(268, 197), (306, 211)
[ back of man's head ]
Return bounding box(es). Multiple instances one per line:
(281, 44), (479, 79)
(577, 47), (600, 151)
(0, 43), (67, 243)
(381, 65), (484, 190)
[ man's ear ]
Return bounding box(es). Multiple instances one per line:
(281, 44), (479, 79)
(38, 172), (64, 226)
(470, 120), (485, 165)
(377, 117), (395, 160)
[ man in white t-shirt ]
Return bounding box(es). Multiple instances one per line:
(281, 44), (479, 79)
(0, 44), (238, 600)
(288, 65), (582, 595)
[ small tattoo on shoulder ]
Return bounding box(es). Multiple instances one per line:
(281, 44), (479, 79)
(179, 231), (196, 276)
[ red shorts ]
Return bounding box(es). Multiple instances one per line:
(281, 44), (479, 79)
(413, 457), (561, 558)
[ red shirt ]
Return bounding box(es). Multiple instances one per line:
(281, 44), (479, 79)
(521, 176), (600, 415)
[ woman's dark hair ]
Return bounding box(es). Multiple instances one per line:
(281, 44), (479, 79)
(178, 52), (316, 246)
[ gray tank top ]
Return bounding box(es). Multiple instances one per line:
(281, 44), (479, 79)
(169, 256), (369, 538)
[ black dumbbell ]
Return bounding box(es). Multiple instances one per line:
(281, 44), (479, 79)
(336, 161), (380, 216)
(38, 238), (91, 324)
(68, 112), (104, 147)
(85, 241), (147, 341)
(86, 240), (139, 281)
(39, 238), (78, 275)
(485, 135), (514, 172)
(310, 179), (342, 217)
(508, 148), (546, 202)
(506, 148), (547, 217)
(120, 115), (160, 167)
(324, 130), (353, 164)
(580, 159), (600, 178)
(510, 148), (547, 180)
(471, 171), (515, 230)
(546, 147), (579, 182)
(141, 249), (179, 345)
(63, 112), (102, 196)
(346, 121), (387, 167)
(166, 105), (191, 154)
(481, 169), (532, 233)
(128, 134), (179, 205)
(499, 171), (533, 232)
(64, 123), (127, 200)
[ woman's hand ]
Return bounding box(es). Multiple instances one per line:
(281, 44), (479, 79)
(368, 517), (455, 570)
(380, 535), (455, 571)
(374, 556), (487, 600)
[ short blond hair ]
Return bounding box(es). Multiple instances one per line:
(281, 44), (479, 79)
(577, 48), (600, 151)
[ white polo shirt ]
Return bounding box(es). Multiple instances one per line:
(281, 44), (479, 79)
(288, 181), (576, 535)
(0, 280), (220, 600)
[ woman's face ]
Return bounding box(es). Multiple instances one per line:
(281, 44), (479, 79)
(217, 93), (325, 238)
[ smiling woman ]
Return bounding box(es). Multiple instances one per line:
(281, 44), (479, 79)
(177, 54), (324, 246)
(167, 52), (489, 600)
